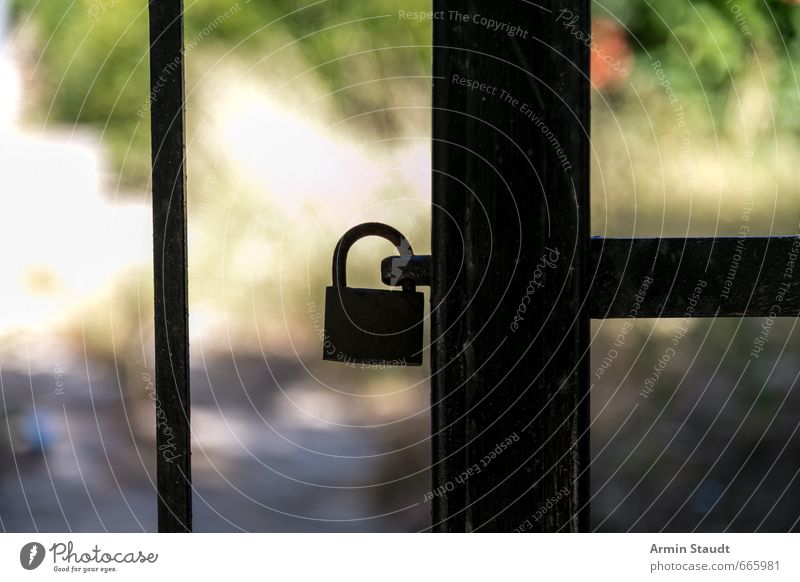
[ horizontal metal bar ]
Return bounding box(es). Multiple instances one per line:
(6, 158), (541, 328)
(383, 237), (800, 319)
(591, 237), (800, 318)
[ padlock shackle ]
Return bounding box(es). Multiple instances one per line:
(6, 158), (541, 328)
(332, 222), (414, 288)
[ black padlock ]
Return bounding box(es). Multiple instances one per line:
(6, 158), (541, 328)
(323, 223), (424, 366)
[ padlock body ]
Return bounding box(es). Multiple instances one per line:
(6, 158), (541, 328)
(323, 286), (424, 366)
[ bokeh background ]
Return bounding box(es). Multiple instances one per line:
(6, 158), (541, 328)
(0, 0), (799, 531)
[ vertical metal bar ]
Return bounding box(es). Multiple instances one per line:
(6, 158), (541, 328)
(148, 0), (191, 532)
(431, 0), (590, 531)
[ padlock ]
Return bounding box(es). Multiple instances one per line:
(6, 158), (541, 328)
(323, 223), (424, 366)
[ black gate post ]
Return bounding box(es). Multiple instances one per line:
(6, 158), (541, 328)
(148, 0), (192, 532)
(431, 0), (590, 531)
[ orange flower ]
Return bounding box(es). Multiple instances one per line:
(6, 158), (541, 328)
(591, 19), (633, 91)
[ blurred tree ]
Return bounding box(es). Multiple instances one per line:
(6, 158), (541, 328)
(9, 0), (430, 185)
(596, 0), (800, 124)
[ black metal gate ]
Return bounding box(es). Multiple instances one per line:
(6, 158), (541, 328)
(148, 0), (800, 532)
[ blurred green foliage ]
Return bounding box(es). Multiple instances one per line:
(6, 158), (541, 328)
(10, 0), (800, 189)
(597, 0), (800, 125)
(9, 0), (429, 184)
